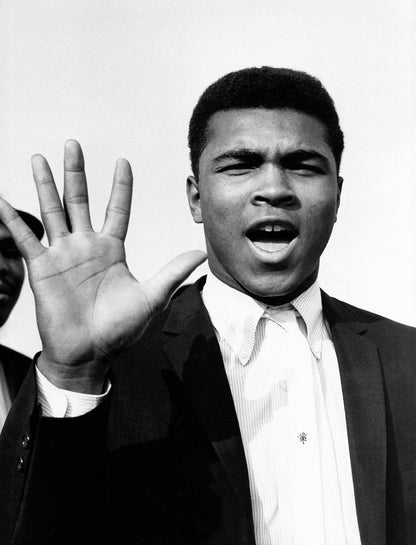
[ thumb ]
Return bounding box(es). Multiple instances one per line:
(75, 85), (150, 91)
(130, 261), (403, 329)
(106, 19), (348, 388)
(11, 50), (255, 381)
(143, 250), (207, 312)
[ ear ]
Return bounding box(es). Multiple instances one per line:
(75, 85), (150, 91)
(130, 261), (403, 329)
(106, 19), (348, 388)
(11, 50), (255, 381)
(186, 175), (203, 223)
(334, 176), (343, 222)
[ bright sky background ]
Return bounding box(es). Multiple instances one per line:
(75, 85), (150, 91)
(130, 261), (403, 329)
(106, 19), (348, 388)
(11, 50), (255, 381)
(0, 0), (415, 355)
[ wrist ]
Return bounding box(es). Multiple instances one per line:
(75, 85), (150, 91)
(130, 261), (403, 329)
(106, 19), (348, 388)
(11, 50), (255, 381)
(37, 353), (108, 394)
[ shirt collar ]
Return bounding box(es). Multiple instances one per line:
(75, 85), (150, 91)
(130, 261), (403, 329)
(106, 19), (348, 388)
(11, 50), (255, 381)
(202, 273), (326, 364)
(291, 281), (327, 359)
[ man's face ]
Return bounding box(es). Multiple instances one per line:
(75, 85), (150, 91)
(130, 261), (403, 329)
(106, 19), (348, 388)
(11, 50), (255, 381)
(187, 108), (342, 303)
(0, 224), (25, 327)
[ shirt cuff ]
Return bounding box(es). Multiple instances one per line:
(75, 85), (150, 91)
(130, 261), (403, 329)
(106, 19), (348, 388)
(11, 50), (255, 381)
(36, 366), (111, 418)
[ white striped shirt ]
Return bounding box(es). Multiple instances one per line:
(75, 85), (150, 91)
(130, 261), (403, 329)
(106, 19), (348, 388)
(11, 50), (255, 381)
(202, 273), (362, 545)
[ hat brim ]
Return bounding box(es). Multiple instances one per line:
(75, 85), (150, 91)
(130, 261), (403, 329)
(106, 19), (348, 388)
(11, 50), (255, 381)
(16, 210), (44, 240)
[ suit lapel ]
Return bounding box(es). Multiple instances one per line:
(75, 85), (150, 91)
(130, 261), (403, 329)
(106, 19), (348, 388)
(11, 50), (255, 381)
(162, 282), (254, 529)
(322, 293), (387, 545)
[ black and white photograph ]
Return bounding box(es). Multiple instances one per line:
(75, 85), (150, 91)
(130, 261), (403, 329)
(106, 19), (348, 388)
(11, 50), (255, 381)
(0, 1), (414, 544)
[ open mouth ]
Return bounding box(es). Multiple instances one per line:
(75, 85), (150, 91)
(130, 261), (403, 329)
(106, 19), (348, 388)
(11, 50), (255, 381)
(247, 223), (297, 253)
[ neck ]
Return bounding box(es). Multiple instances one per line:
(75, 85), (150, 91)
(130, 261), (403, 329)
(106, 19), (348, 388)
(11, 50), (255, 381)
(247, 276), (317, 306)
(212, 269), (319, 307)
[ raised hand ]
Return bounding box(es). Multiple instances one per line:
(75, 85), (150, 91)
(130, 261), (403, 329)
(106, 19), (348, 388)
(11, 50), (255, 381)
(0, 140), (206, 393)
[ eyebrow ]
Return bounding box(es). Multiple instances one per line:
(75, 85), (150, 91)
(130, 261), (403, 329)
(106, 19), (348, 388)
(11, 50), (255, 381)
(212, 148), (262, 165)
(212, 147), (331, 169)
(284, 149), (330, 168)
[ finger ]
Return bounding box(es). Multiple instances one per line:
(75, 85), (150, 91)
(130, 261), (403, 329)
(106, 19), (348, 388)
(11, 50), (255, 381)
(0, 198), (45, 261)
(101, 159), (133, 240)
(143, 250), (207, 313)
(63, 140), (93, 232)
(32, 154), (69, 243)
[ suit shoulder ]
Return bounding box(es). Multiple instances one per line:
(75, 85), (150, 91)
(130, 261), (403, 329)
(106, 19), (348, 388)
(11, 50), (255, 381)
(322, 291), (416, 342)
(145, 281), (206, 337)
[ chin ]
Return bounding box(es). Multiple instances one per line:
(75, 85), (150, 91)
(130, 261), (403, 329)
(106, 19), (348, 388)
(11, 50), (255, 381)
(244, 272), (294, 294)
(236, 267), (317, 302)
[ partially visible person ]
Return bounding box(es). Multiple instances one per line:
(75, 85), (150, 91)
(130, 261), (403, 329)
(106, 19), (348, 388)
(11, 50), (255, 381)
(0, 211), (43, 431)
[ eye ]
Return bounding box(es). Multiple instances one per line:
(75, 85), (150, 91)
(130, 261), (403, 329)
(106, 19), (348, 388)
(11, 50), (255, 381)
(287, 162), (326, 175)
(217, 162), (258, 175)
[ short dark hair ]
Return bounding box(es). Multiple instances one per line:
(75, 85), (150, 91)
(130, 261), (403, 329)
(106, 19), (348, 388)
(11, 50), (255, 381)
(188, 66), (344, 176)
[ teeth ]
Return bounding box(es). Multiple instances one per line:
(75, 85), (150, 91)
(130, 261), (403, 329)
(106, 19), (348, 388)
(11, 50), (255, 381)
(259, 224), (286, 232)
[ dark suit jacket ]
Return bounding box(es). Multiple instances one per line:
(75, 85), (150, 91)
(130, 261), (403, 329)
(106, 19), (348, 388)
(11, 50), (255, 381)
(0, 281), (415, 545)
(0, 345), (31, 403)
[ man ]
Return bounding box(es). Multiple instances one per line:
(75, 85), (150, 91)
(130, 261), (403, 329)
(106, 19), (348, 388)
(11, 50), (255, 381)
(0, 211), (43, 431)
(0, 67), (414, 545)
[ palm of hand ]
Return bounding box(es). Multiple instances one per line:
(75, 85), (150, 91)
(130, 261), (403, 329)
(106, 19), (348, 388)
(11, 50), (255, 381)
(0, 141), (205, 390)
(29, 232), (146, 364)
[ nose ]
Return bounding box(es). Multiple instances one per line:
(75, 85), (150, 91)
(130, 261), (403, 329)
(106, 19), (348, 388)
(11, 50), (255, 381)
(251, 164), (297, 207)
